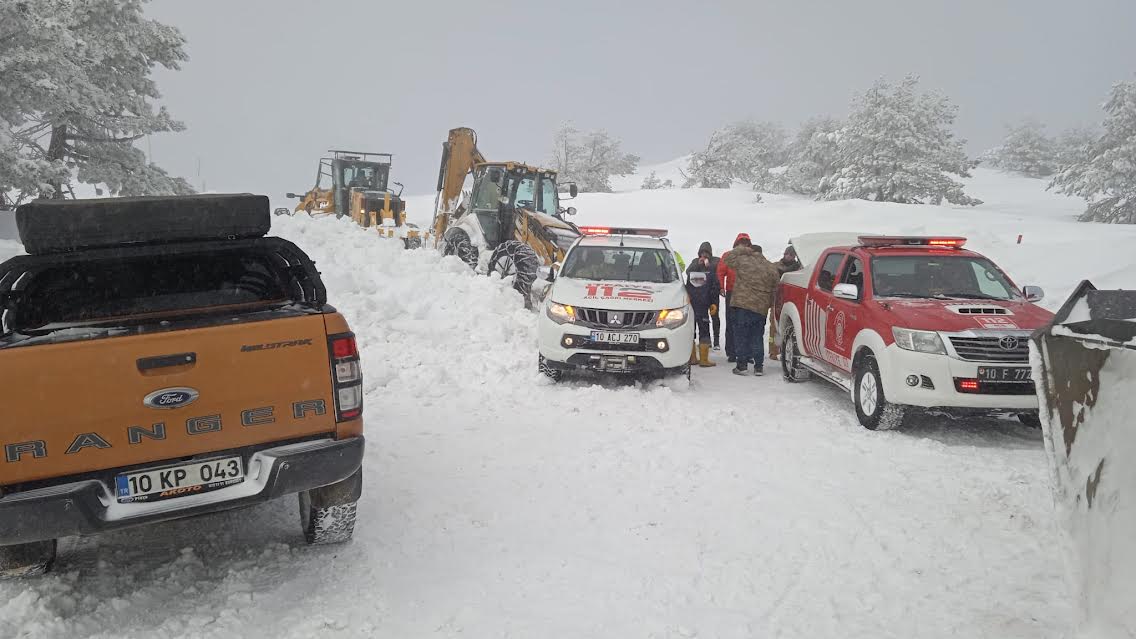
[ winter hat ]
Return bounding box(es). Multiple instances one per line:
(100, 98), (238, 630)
(733, 233), (751, 248)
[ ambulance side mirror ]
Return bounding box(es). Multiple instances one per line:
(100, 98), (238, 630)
(833, 283), (859, 301)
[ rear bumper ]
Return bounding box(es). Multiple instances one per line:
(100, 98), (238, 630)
(0, 436), (364, 546)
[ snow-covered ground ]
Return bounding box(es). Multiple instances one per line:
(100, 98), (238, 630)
(5, 170), (1135, 638)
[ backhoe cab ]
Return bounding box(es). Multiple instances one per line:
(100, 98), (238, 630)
(287, 150), (424, 249)
(432, 128), (581, 304)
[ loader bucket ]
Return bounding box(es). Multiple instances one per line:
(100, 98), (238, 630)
(1030, 280), (1136, 637)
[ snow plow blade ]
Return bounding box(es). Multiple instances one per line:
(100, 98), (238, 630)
(1030, 280), (1136, 637)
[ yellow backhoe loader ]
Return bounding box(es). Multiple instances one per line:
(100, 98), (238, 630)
(431, 127), (581, 301)
(284, 150), (425, 249)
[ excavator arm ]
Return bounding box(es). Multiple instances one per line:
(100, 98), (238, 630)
(432, 127), (486, 246)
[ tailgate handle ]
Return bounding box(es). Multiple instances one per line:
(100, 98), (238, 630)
(137, 352), (197, 372)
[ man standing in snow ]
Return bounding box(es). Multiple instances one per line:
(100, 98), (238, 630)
(717, 233), (750, 362)
(767, 245), (802, 360)
(686, 242), (720, 367)
(722, 238), (781, 376)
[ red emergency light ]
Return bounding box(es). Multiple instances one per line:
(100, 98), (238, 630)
(955, 378), (980, 393)
(578, 226), (668, 238)
(858, 236), (967, 248)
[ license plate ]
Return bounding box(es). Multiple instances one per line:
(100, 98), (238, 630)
(115, 456), (245, 503)
(590, 331), (640, 344)
(977, 366), (1032, 382)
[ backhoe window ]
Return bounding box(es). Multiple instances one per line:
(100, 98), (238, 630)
(514, 177), (536, 210)
(472, 170), (502, 209)
(540, 178), (559, 215)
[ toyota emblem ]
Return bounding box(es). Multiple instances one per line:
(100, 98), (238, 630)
(998, 335), (1020, 351)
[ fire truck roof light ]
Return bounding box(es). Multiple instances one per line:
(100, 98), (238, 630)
(858, 236), (967, 248)
(578, 226), (668, 238)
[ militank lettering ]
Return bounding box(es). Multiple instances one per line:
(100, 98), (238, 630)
(240, 338), (314, 353)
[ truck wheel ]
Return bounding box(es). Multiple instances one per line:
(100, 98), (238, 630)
(539, 354), (564, 382)
(443, 230), (478, 269)
(0, 539), (57, 578)
(781, 324), (811, 383)
(299, 469), (361, 545)
(854, 355), (907, 431)
(488, 240), (540, 303)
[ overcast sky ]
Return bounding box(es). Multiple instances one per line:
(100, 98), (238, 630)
(144, 0), (1136, 198)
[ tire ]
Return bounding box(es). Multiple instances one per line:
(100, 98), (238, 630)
(781, 323), (812, 383)
(853, 355), (907, 431)
(539, 354), (564, 382)
(404, 236), (423, 250)
(299, 469), (361, 545)
(488, 240), (540, 302)
(0, 539), (57, 579)
(443, 230), (478, 269)
(1017, 412), (1042, 428)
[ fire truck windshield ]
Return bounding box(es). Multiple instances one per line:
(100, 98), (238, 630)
(872, 255), (1019, 301)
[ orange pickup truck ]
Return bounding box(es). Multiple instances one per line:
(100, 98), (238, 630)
(0, 194), (365, 576)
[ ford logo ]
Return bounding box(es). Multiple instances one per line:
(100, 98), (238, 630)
(143, 387), (200, 410)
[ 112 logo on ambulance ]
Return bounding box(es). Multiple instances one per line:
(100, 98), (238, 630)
(584, 283), (655, 302)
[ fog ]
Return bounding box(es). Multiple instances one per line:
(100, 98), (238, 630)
(144, 0), (1136, 199)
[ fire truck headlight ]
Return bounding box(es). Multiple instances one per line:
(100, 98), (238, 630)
(892, 327), (946, 355)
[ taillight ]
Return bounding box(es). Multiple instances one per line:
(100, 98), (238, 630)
(328, 333), (362, 421)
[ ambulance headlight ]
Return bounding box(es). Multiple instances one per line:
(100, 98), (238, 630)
(892, 327), (946, 355)
(656, 307), (687, 329)
(548, 302), (576, 325)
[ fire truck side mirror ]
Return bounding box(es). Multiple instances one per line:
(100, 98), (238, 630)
(1023, 285), (1044, 303)
(833, 283), (859, 301)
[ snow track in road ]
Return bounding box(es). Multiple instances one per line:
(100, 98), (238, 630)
(1, 215), (1070, 638)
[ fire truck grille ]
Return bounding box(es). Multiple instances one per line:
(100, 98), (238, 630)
(948, 336), (1030, 363)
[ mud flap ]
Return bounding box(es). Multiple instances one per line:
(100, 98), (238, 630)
(1031, 281), (1136, 636)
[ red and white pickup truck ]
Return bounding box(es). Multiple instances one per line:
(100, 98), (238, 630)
(773, 234), (1054, 430)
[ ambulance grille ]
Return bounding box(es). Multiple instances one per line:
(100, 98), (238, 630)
(575, 308), (657, 330)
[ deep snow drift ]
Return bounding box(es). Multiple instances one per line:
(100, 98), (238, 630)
(4, 169), (1131, 637)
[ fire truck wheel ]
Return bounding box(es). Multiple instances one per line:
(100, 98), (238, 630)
(780, 324), (811, 383)
(854, 354), (908, 431)
(1017, 412), (1042, 428)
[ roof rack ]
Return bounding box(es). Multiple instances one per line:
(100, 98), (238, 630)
(328, 150), (392, 163)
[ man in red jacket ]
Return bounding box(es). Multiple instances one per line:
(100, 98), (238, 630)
(717, 233), (750, 363)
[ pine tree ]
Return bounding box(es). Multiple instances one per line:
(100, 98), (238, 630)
(683, 120), (786, 189)
(641, 171), (663, 190)
(823, 75), (980, 206)
(551, 124), (639, 193)
(1050, 81), (1136, 224)
(982, 120), (1059, 177)
(778, 116), (842, 195)
(0, 0), (193, 203)
(1054, 126), (1098, 170)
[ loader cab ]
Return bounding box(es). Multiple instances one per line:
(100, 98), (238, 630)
(329, 151), (392, 216)
(466, 163), (567, 249)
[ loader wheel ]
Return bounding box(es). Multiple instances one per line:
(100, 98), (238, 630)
(781, 324), (811, 383)
(443, 230), (478, 269)
(854, 355), (908, 431)
(488, 240), (540, 303)
(0, 539), (57, 579)
(404, 236), (423, 250)
(299, 469), (361, 545)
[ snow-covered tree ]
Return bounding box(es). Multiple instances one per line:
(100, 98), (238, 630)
(778, 116), (842, 195)
(823, 75), (980, 206)
(551, 124), (639, 193)
(0, 0), (193, 203)
(982, 120), (1059, 177)
(683, 120), (786, 189)
(639, 171), (673, 190)
(1050, 81), (1136, 224)
(1054, 126), (1098, 170)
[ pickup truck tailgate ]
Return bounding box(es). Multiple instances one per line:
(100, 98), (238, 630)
(0, 314), (336, 486)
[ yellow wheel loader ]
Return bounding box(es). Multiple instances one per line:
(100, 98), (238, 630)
(431, 127), (581, 303)
(285, 150), (426, 249)
(1031, 281), (1136, 636)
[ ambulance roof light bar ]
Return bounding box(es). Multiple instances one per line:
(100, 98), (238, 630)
(858, 236), (967, 248)
(578, 226), (669, 238)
